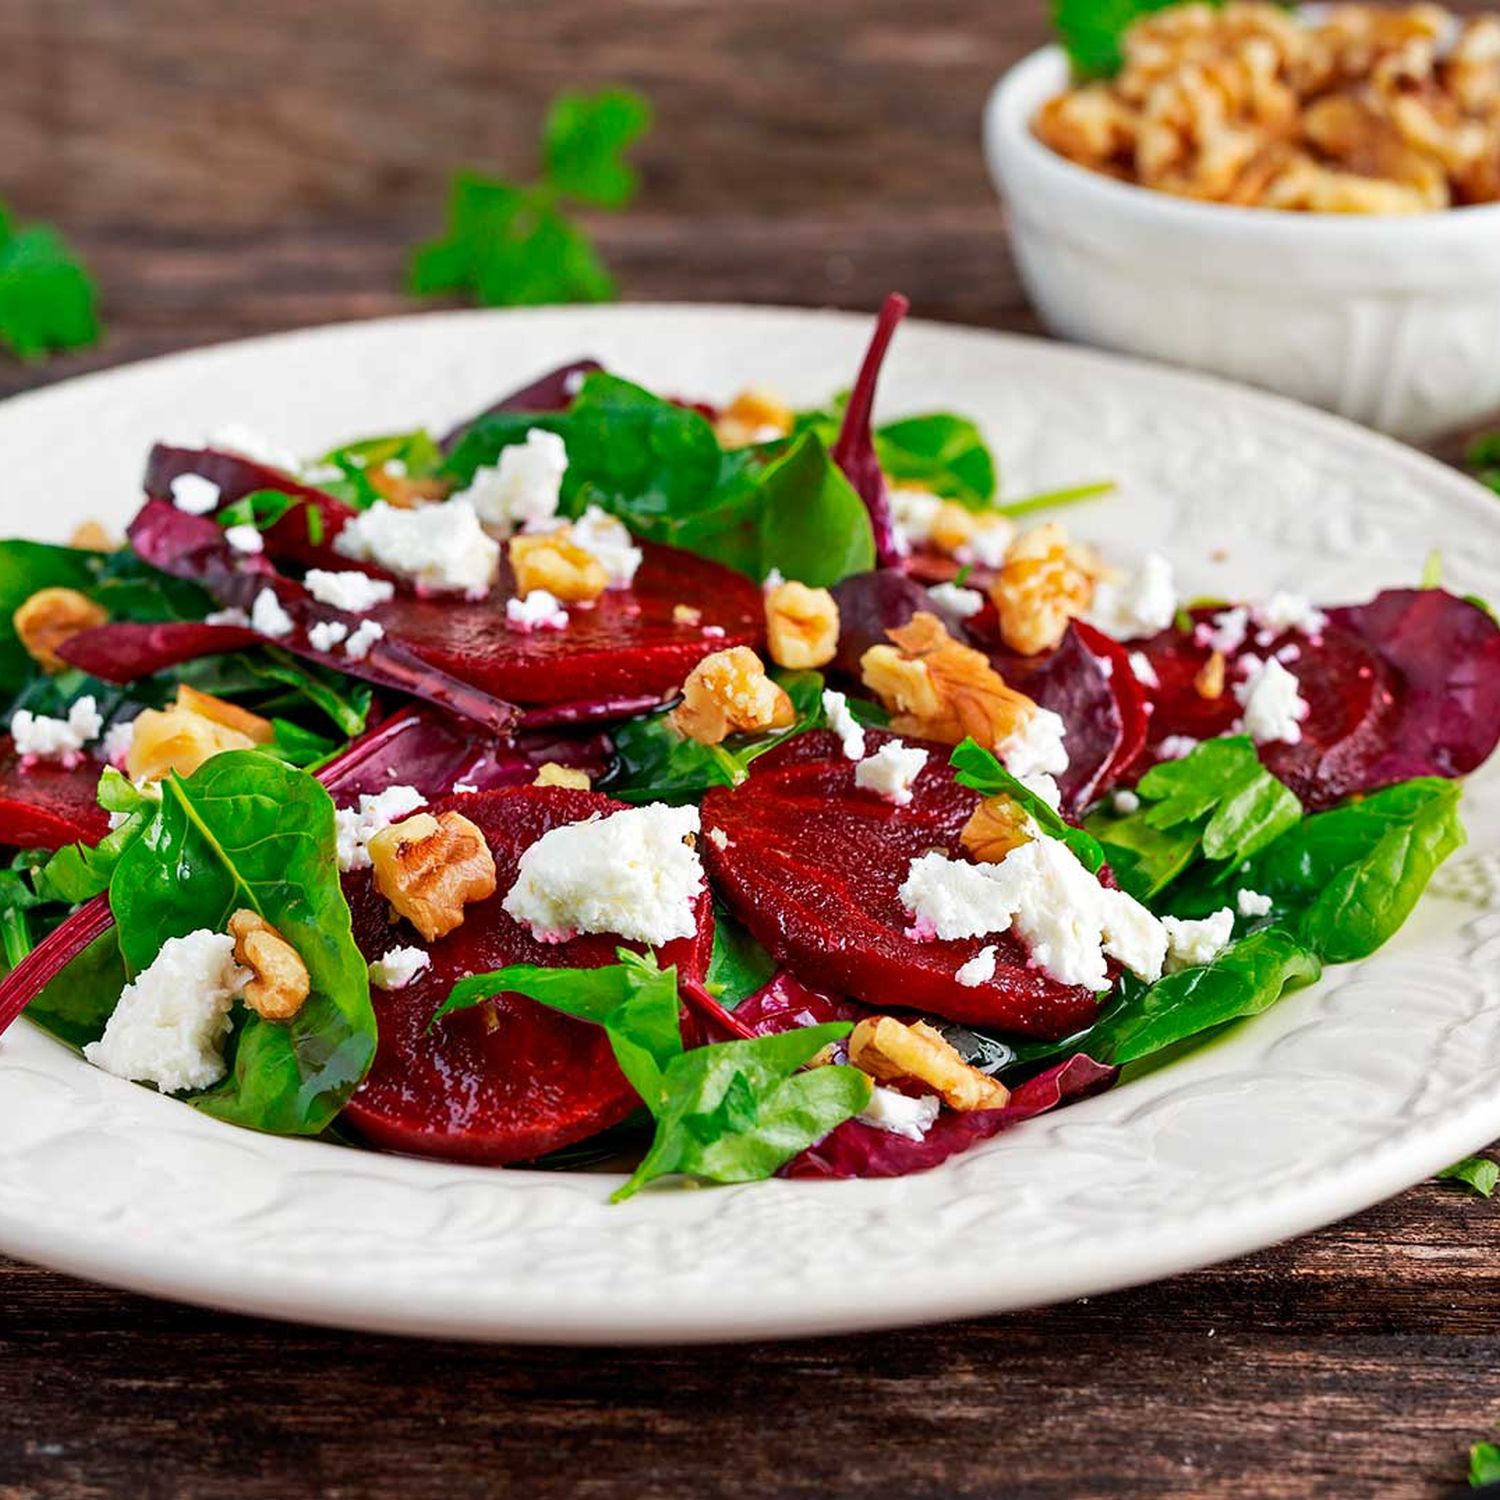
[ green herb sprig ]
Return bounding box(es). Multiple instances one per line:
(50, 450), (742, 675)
(0, 200), (100, 361)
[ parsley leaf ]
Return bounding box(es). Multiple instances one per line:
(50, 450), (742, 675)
(1052, 0), (1192, 79)
(1440, 1156), (1500, 1199)
(0, 202), (100, 360)
(1473, 1431), (1500, 1487)
(409, 88), (650, 308)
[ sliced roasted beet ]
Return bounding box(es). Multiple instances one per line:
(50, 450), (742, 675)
(57, 620), (261, 682)
(1074, 619), (1150, 791)
(783, 1053), (1117, 1180)
(0, 740), (111, 850)
(701, 729), (1102, 1040)
(340, 787), (713, 1165)
(439, 358), (602, 451)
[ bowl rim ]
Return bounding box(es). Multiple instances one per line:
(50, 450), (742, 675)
(986, 42), (1500, 241)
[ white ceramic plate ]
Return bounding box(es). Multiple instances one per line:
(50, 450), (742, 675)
(1, 305), (1498, 1344)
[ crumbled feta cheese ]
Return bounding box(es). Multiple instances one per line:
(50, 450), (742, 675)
(503, 804), (705, 945)
(966, 521), (1014, 570)
(822, 689), (867, 762)
(250, 587), (294, 639)
(304, 569), (395, 613)
(707, 827), (730, 850)
(955, 944), (998, 988)
(1163, 908), (1235, 972)
(762, 567), (786, 592)
(384, 458), (408, 479)
(11, 696), (103, 761)
(1234, 656), (1308, 746)
(205, 606), (251, 628)
(1019, 772), (1063, 810)
(452, 781), (480, 795)
(1275, 642), (1302, 665)
(456, 429), (568, 537)
(858, 1086), (941, 1141)
(335, 785), (428, 873)
(505, 589), (569, 632)
(998, 707), (1069, 780)
(368, 945), (432, 991)
(333, 498), (499, 595)
(208, 422), (301, 474)
(101, 720), (137, 767)
(300, 463), (345, 486)
(899, 841), (1167, 989)
(571, 505), (643, 588)
(1088, 552), (1176, 639)
(1198, 606), (1249, 655)
(855, 741), (929, 805)
(83, 930), (249, 1093)
(927, 582), (986, 619)
(1112, 789), (1141, 815)
(1255, 592), (1327, 638)
(888, 488), (941, 554)
(1156, 735), (1200, 760)
(170, 473), (221, 515)
(1128, 651), (1160, 688)
(1236, 888), (1273, 918)
(224, 523), (264, 555)
(344, 619), (385, 661)
(307, 619), (350, 652)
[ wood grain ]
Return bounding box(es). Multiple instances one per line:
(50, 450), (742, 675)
(2, 1), (1499, 1496)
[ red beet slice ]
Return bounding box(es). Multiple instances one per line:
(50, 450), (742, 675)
(57, 620), (261, 682)
(0, 740), (110, 850)
(701, 729), (1102, 1039)
(340, 787), (714, 1165)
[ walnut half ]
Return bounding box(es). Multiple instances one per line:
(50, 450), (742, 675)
(228, 909), (311, 1021)
(368, 810), (498, 942)
(14, 587), (108, 673)
(848, 1015), (1010, 1112)
(670, 647), (796, 747)
(764, 581), (840, 670)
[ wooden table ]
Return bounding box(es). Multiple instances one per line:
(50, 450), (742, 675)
(2, 3), (1498, 1496)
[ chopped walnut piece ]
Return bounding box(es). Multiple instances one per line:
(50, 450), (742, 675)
(13, 587), (108, 673)
(368, 809), (498, 943)
(670, 647), (796, 746)
(125, 688), (274, 782)
(366, 466), (451, 509)
(1194, 650), (1227, 700)
(227, 909), (311, 1021)
(861, 611), (1035, 748)
(174, 685), (275, 744)
(714, 389), (794, 449)
(848, 1016), (1010, 1112)
(764, 581), (840, 670)
(534, 762), (592, 790)
(990, 523), (1097, 657)
(509, 530), (608, 603)
(960, 795), (1035, 865)
(67, 520), (119, 552)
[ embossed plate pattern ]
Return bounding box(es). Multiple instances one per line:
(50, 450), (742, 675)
(0, 306), (1496, 1343)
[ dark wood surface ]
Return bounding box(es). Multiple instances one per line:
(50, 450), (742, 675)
(2, 3), (1498, 1496)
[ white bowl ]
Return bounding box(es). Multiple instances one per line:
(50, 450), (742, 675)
(985, 45), (1500, 443)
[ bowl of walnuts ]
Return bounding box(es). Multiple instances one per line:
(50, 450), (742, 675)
(985, 3), (1500, 442)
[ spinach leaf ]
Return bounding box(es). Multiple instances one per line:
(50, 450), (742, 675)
(312, 431), (445, 510)
(616, 1023), (868, 1200)
(705, 907), (775, 1009)
(950, 737), (1105, 872)
(1439, 1156), (1499, 1198)
(1244, 778), (1463, 963)
(1052, 0), (1187, 79)
(215, 489), (297, 531)
(1078, 928), (1321, 1066)
(108, 753), (374, 1134)
(23, 927), (129, 1050)
(1087, 737), (1301, 900)
(237, 649), (371, 737)
(874, 413), (997, 510)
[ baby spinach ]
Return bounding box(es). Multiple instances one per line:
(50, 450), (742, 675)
(1244, 778), (1463, 964)
(1439, 1156), (1499, 1198)
(950, 738), (1105, 872)
(31, 771), (158, 906)
(108, 753), (374, 1135)
(705, 907), (776, 1009)
(22, 927), (128, 1050)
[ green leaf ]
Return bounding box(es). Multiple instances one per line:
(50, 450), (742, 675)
(1439, 1156), (1499, 1198)
(1246, 778), (1465, 964)
(543, 88), (652, 208)
(216, 489), (298, 531)
(314, 430), (445, 509)
(23, 927), (129, 1050)
(742, 431), (875, 586)
(950, 737), (1105, 872)
(0, 209), (100, 361)
(615, 1023), (869, 1200)
(1472, 1439), (1500, 1487)
(705, 907), (775, 1008)
(238, 648), (371, 737)
(108, 753), (375, 1134)
(874, 413), (997, 510)
(1078, 928), (1321, 1066)
(1052, 0), (1192, 79)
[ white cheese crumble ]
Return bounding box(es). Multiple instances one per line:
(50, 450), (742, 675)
(506, 589), (569, 632)
(854, 741), (929, 806)
(101, 720), (137, 767)
(1156, 734), (1200, 760)
(571, 505), (643, 588)
(503, 804), (705, 945)
(169, 473), (221, 516)
(927, 582), (985, 619)
(1088, 552), (1176, 640)
(821, 689), (867, 762)
(335, 785), (428, 873)
(1021, 772), (1064, 810)
(11, 696), (103, 760)
(1255, 592), (1327, 639)
(1112, 789), (1141, 814)
(304, 569), (395, 613)
(1200, 606), (1250, 655)
(250, 587), (294, 638)
(858, 1086), (941, 1141)
(707, 826), (730, 850)
(1236, 888), (1273, 918)
(1128, 651), (1160, 689)
(966, 520), (1014, 570)
(998, 707), (1069, 780)
(344, 619), (385, 661)
(955, 944), (998, 988)
(224, 523), (264, 555)
(83, 930), (250, 1094)
(1233, 656), (1308, 746)
(308, 619), (349, 652)
(1163, 908), (1235, 972)
(900, 841), (1167, 990)
(456, 428), (568, 535)
(334, 498), (499, 595)
(204, 606), (251, 628)
(887, 487), (941, 555)
(369, 945), (432, 991)
(208, 422), (301, 474)
(762, 567), (786, 592)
